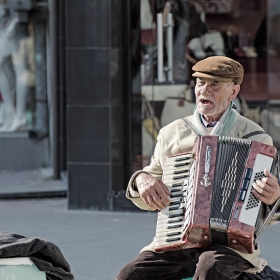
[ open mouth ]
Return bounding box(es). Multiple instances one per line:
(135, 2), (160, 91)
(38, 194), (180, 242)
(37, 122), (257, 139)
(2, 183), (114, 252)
(200, 99), (212, 105)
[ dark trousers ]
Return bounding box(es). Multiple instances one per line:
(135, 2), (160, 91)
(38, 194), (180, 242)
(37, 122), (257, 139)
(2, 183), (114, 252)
(116, 246), (280, 280)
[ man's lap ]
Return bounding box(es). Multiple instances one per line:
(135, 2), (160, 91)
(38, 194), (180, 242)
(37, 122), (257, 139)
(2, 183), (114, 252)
(116, 245), (260, 280)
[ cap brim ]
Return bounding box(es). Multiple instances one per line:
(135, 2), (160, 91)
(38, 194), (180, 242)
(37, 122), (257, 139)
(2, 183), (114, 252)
(192, 72), (232, 83)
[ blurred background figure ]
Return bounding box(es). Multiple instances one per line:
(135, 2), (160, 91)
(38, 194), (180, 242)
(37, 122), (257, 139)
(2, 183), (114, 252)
(0, 9), (34, 132)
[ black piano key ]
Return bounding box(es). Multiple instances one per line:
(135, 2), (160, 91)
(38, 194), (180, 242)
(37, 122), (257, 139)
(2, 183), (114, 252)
(171, 183), (183, 187)
(166, 232), (181, 237)
(169, 201), (181, 206)
(169, 206), (180, 211)
(170, 193), (182, 198)
(175, 156), (191, 162)
(169, 213), (183, 218)
(174, 162), (189, 167)
(171, 188), (181, 193)
(174, 169), (188, 174)
(166, 237), (181, 242)
(167, 224), (182, 229)
(173, 175), (188, 180)
(169, 200), (181, 206)
(168, 218), (183, 224)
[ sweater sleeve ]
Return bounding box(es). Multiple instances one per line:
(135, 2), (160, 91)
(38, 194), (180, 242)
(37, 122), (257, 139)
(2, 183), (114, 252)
(125, 133), (164, 211)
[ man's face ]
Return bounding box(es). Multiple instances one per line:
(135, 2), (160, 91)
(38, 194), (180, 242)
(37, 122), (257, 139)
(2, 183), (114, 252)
(195, 77), (240, 122)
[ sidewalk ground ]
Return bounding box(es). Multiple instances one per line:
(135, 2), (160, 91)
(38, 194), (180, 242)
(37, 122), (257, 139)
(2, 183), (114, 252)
(0, 198), (279, 280)
(0, 169), (67, 198)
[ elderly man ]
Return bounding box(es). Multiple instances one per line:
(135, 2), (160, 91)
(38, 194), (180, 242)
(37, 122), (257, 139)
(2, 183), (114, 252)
(116, 56), (280, 280)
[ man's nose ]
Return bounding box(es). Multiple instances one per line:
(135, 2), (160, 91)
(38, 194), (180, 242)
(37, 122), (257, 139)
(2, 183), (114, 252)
(199, 83), (210, 94)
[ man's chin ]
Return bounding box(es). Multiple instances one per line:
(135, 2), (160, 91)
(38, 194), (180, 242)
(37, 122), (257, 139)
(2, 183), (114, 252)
(196, 107), (214, 116)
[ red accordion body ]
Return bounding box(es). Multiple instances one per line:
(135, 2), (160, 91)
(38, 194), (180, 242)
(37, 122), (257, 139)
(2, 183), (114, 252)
(155, 135), (278, 254)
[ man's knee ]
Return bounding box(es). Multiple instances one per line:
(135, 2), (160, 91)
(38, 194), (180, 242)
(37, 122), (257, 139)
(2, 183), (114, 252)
(196, 250), (218, 272)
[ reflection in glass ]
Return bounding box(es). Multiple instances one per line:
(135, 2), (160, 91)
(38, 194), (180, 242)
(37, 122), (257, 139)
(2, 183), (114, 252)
(130, 0), (280, 173)
(0, 10), (35, 132)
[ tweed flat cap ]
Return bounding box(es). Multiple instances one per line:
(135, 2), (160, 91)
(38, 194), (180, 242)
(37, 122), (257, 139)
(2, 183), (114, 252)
(192, 56), (244, 84)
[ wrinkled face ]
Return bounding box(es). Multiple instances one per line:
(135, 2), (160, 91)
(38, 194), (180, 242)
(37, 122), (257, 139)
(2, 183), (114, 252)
(195, 77), (240, 122)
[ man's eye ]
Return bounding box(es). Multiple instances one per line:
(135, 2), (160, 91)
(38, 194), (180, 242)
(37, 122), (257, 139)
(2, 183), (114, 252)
(212, 83), (220, 89)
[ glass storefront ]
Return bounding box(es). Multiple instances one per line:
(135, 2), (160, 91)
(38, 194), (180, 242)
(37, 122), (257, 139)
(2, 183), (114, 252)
(0, 0), (50, 171)
(130, 0), (280, 173)
(0, 7), (35, 132)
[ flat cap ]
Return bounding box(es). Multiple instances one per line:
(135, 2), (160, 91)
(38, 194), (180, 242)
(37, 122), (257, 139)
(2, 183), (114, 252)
(192, 56), (244, 84)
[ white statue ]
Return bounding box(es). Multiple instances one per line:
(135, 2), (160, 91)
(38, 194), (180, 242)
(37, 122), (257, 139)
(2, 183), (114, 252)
(0, 12), (35, 132)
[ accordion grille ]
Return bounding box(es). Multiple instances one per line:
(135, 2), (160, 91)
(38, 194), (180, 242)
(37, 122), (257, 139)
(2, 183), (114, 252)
(210, 138), (251, 245)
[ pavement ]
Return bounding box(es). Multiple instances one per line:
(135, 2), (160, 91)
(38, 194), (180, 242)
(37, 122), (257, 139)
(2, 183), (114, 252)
(0, 169), (67, 198)
(0, 198), (157, 280)
(0, 171), (280, 279)
(0, 198), (280, 280)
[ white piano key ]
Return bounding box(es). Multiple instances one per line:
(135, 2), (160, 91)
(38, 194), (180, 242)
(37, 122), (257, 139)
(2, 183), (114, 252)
(168, 198), (182, 204)
(170, 191), (183, 198)
(156, 221), (184, 233)
(156, 224), (183, 232)
(158, 209), (184, 218)
(165, 155), (193, 164)
(160, 205), (183, 214)
(164, 173), (190, 181)
(164, 165), (191, 173)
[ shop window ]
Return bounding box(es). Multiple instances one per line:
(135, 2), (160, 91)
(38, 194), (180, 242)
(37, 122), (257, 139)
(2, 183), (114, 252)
(130, 0), (280, 173)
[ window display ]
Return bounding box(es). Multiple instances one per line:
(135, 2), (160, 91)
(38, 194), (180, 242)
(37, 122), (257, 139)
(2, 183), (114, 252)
(0, 10), (35, 132)
(130, 0), (280, 174)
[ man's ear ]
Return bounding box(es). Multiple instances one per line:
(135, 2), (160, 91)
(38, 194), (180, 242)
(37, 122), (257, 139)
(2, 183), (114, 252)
(229, 84), (240, 101)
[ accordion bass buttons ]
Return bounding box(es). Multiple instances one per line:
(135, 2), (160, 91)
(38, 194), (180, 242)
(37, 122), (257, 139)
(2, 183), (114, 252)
(238, 168), (253, 201)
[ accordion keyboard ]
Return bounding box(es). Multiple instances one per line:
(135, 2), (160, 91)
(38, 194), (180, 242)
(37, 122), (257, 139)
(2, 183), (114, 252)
(155, 153), (193, 248)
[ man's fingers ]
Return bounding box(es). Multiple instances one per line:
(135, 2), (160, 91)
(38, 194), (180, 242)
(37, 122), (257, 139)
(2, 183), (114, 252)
(264, 169), (278, 183)
(142, 196), (158, 211)
(153, 188), (170, 207)
(252, 183), (268, 195)
(146, 195), (164, 210)
(252, 170), (280, 205)
(156, 181), (171, 205)
(252, 189), (269, 205)
(159, 180), (172, 195)
(136, 174), (171, 209)
(141, 191), (168, 210)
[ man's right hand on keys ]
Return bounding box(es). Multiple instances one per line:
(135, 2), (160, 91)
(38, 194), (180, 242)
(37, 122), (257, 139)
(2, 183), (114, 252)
(135, 173), (171, 211)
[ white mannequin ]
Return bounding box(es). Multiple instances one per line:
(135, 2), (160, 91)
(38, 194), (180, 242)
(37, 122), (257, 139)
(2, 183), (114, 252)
(0, 13), (35, 132)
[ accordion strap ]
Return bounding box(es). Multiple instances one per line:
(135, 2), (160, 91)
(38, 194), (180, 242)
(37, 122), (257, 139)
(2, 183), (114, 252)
(242, 130), (266, 139)
(182, 117), (200, 136)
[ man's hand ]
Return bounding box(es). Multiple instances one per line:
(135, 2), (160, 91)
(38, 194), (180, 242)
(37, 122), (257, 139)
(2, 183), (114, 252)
(135, 173), (171, 210)
(252, 169), (280, 205)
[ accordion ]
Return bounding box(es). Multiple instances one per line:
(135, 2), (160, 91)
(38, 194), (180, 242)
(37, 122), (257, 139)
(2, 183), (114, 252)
(155, 135), (279, 254)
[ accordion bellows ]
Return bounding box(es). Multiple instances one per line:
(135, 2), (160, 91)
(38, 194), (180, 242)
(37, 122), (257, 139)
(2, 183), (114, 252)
(155, 135), (278, 254)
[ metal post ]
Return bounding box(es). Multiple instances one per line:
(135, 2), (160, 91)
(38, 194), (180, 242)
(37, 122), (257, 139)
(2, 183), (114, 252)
(167, 13), (173, 82)
(48, 0), (60, 179)
(29, 19), (48, 141)
(157, 13), (164, 82)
